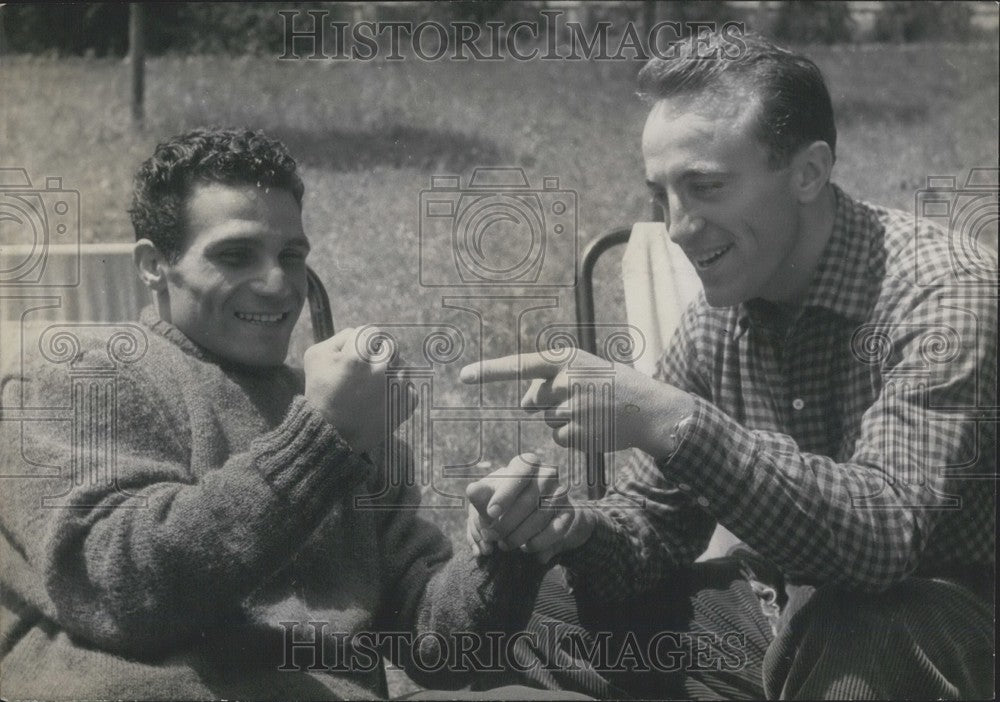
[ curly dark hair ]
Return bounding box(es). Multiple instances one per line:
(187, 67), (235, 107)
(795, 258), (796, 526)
(129, 127), (305, 262)
(637, 32), (836, 169)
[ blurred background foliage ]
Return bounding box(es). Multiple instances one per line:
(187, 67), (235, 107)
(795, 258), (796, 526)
(0, 1), (992, 56)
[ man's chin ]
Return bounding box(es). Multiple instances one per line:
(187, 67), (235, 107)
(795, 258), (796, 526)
(702, 286), (742, 309)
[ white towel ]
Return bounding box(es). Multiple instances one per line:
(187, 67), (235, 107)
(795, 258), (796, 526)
(621, 223), (702, 377)
(1, 243), (149, 323)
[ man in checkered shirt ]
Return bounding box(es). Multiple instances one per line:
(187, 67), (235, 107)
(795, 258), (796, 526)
(461, 32), (996, 699)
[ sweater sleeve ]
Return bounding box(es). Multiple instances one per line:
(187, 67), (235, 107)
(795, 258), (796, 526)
(369, 439), (548, 688)
(0, 352), (373, 657)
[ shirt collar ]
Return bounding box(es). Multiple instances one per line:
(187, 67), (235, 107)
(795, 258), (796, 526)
(734, 184), (882, 340)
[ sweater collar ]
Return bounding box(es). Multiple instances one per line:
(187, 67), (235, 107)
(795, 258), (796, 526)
(138, 305), (288, 374)
(139, 305), (210, 359)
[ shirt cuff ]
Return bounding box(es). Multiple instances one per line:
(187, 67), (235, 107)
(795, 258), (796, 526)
(554, 504), (623, 578)
(656, 394), (759, 507)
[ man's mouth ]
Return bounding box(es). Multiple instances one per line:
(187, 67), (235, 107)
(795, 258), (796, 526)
(234, 311), (288, 326)
(692, 244), (733, 270)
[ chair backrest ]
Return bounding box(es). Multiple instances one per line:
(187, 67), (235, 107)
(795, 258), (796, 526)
(576, 222), (741, 561)
(1, 242), (333, 338)
(1, 243), (150, 323)
(575, 222), (701, 499)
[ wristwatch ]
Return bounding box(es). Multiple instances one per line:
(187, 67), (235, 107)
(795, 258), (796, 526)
(663, 413), (695, 459)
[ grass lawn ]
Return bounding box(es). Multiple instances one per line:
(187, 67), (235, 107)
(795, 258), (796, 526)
(2, 39), (997, 695)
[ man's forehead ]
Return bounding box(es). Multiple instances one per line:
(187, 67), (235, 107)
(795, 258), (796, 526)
(185, 181), (298, 215)
(644, 91), (759, 139)
(197, 228), (310, 249)
(179, 182), (307, 251)
(641, 92), (766, 172)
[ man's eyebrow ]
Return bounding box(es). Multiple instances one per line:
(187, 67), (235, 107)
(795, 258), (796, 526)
(686, 169), (731, 179)
(204, 236), (258, 250)
(204, 235), (311, 252)
(646, 169), (730, 187)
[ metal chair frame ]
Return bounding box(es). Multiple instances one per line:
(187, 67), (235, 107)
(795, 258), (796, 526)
(574, 227), (632, 500)
(305, 266), (334, 342)
(574, 204), (664, 500)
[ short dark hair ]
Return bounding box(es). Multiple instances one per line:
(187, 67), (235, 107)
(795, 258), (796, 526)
(637, 32), (836, 168)
(129, 127), (304, 262)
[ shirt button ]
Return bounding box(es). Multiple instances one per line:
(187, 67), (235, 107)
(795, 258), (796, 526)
(678, 483), (691, 492)
(696, 496), (710, 508)
(792, 398), (805, 411)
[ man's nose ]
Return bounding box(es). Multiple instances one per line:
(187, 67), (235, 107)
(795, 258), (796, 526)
(252, 262), (292, 297)
(665, 196), (705, 246)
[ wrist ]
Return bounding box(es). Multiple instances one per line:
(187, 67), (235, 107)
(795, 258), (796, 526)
(301, 394), (366, 454)
(643, 391), (696, 460)
(553, 505), (616, 574)
(565, 503), (598, 553)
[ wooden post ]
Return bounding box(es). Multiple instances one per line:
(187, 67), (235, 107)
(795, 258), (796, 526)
(129, 3), (145, 128)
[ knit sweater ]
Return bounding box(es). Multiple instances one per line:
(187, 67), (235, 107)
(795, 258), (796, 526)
(0, 308), (546, 700)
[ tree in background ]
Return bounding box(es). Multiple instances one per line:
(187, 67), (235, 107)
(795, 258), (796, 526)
(874, 1), (974, 42)
(771, 1), (855, 44)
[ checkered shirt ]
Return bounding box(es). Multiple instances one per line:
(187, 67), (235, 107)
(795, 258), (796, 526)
(562, 184), (997, 598)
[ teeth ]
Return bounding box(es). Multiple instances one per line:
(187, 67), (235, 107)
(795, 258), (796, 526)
(695, 245), (731, 268)
(235, 312), (285, 324)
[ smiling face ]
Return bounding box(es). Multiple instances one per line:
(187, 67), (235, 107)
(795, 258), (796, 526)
(642, 94), (813, 307)
(160, 183), (309, 367)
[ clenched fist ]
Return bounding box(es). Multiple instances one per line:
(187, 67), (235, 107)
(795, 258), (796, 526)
(303, 326), (418, 453)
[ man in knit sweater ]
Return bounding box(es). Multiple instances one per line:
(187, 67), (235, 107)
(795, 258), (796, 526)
(0, 128), (554, 700)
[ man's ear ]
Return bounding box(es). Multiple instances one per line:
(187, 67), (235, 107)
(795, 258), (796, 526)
(134, 239), (169, 292)
(790, 141), (833, 204)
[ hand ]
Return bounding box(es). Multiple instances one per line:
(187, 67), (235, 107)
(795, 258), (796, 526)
(465, 453), (595, 564)
(303, 326), (418, 453)
(460, 351), (694, 457)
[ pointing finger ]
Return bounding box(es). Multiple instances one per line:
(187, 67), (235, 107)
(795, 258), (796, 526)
(460, 352), (566, 385)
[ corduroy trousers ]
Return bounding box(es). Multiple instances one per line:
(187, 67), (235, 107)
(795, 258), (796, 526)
(473, 558), (994, 700)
